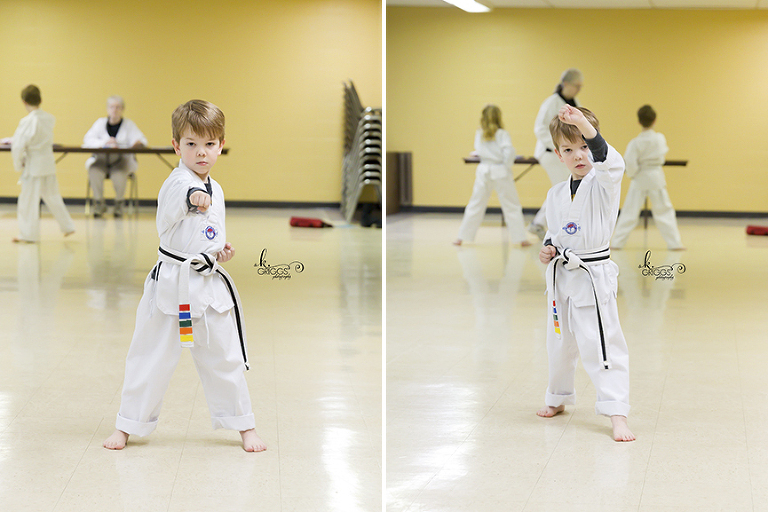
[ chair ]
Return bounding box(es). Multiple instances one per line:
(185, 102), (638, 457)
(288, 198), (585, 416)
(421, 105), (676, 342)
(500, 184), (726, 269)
(85, 171), (138, 216)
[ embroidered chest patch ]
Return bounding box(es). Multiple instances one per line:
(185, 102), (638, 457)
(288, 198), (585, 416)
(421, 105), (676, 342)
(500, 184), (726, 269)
(203, 226), (218, 240)
(562, 222), (580, 235)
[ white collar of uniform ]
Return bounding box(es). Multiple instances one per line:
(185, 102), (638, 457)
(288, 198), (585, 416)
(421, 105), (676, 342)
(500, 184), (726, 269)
(177, 160), (210, 185)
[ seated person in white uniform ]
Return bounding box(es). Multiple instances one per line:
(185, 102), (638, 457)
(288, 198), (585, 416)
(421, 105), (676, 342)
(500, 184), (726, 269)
(82, 95), (147, 217)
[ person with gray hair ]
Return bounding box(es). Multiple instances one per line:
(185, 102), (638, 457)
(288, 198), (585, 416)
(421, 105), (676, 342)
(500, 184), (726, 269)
(83, 95), (147, 217)
(528, 69), (584, 238)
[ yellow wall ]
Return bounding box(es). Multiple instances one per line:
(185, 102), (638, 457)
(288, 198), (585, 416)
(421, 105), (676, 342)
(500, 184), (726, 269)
(387, 7), (768, 213)
(0, 0), (381, 203)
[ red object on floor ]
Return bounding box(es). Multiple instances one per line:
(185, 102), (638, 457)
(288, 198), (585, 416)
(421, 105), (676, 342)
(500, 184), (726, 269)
(746, 225), (768, 235)
(290, 217), (332, 228)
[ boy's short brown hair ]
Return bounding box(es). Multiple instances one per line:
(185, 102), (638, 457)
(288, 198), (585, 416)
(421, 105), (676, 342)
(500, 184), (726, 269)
(172, 100), (225, 142)
(21, 85), (41, 107)
(549, 107), (600, 150)
(637, 105), (656, 128)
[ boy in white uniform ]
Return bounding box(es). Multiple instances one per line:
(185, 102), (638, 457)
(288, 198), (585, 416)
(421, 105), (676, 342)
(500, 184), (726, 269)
(104, 100), (266, 452)
(611, 105), (684, 250)
(537, 105), (634, 442)
(10, 85), (75, 243)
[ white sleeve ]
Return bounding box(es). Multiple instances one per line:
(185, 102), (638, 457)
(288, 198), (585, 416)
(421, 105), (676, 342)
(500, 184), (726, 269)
(593, 144), (625, 192)
(658, 133), (669, 157)
(534, 96), (558, 151)
(83, 119), (107, 147)
(156, 175), (194, 236)
(498, 129), (516, 169)
(127, 119), (148, 146)
(10, 116), (34, 172)
(623, 139), (639, 178)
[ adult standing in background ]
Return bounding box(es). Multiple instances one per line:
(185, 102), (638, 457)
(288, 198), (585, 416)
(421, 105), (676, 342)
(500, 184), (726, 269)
(83, 95), (147, 217)
(528, 69), (583, 239)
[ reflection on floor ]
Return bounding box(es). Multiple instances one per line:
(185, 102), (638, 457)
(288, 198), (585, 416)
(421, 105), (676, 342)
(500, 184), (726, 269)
(0, 205), (381, 512)
(387, 212), (768, 512)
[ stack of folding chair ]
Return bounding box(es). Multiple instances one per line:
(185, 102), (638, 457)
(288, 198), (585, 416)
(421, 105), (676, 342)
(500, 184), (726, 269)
(341, 81), (382, 223)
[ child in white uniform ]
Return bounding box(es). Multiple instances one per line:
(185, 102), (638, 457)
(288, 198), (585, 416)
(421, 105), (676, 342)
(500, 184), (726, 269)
(454, 105), (531, 247)
(611, 105), (684, 250)
(10, 85), (75, 243)
(104, 100), (265, 452)
(537, 105), (634, 442)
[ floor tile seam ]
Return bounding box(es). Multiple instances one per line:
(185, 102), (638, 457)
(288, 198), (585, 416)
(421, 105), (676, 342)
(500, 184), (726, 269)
(271, 340), (283, 506)
(735, 336), (757, 512)
(522, 395), (581, 509)
(636, 362), (667, 512)
(168, 380), (200, 511)
(52, 415), (103, 511)
(16, 345), (76, 419)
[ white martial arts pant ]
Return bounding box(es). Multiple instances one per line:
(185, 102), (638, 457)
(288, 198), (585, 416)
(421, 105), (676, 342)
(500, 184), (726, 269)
(457, 169), (527, 243)
(88, 155), (131, 202)
(545, 288), (630, 417)
(17, 175), (75, 242)
(612, 183), (683, 249)
(116, 284), (254, 436)
(532, 151), (570, 228)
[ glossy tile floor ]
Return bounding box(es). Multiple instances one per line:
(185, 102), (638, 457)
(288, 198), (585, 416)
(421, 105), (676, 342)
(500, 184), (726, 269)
(0, 205), (381, 512)
(387, 213), (768, 512)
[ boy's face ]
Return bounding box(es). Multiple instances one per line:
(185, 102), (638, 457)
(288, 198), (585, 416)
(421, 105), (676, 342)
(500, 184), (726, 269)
(555, 139), (593, 179)
(172, 129), (224, 179)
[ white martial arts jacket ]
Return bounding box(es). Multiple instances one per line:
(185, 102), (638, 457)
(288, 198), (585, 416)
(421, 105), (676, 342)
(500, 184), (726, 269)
(624, 129), (668, 191)
(11, 109), (57, 179)
(534, 93), (579, 160)
(544, 139), (625, 308)
(82, 117), (148, 173)
(152, 162), (234, 319)
(475, 128), (515, 180)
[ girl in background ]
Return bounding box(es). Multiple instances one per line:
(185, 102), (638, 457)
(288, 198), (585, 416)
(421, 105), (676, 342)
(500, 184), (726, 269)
(454, 105), (530, 247)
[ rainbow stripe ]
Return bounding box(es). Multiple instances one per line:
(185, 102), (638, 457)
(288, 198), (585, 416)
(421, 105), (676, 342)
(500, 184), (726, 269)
(552, 300), (561, 336)
(179, 304), (193, 346)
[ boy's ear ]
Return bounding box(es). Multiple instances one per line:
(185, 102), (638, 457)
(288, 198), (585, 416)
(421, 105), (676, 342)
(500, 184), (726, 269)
(554, 148), (563, 161)
(218, 138), (225, 154)
(171, 139), (181, 155)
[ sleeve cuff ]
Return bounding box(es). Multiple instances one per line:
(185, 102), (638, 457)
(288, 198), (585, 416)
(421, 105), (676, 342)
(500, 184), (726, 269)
(583, 132), (608, 163)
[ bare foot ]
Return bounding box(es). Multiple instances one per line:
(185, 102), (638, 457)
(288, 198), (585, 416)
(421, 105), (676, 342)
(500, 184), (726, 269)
(64, 231), (75, 237)
(240, 429), (267, 452)
(611, 415), (635, 442)
(452, 239), (463, 246)
(671, 247), (687, 251)
(610, 246), (622, 250)
(11, 237), (35, 244)
(537, 405), (565, 417)
(103, 429), (129, 450)
(521, 240), (532, 247)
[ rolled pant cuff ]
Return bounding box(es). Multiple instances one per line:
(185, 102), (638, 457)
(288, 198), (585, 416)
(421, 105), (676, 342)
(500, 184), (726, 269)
(115, 413), (158, 437)
(211, 413), (255, 431)
(545, 391), (576, 407)
(595, 400), (630, 417)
